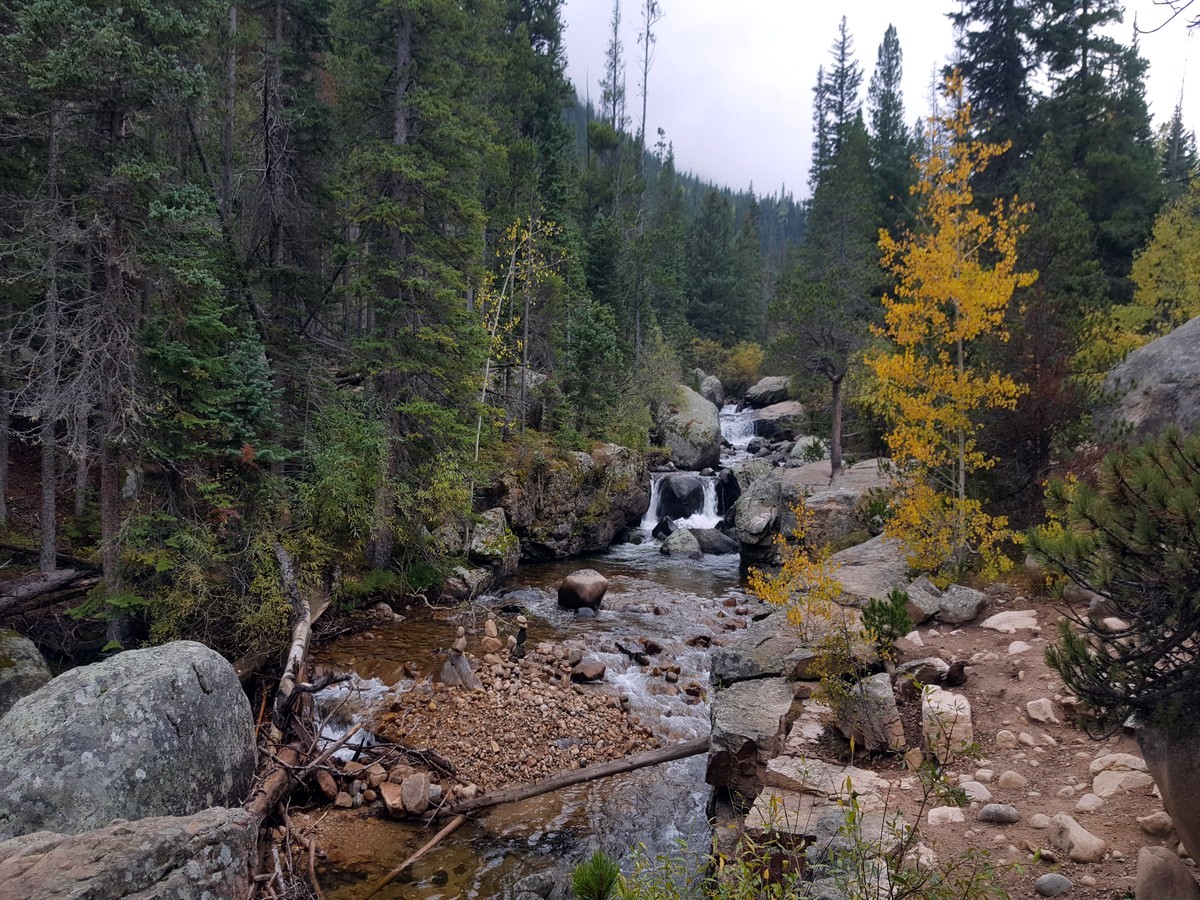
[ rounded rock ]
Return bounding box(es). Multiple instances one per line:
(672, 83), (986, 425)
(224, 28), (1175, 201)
(978, 804), (1020, 824)
(1033, 873), (1073, 897)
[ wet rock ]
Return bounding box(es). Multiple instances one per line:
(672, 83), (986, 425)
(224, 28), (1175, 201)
(716, 469), (741, 517)
(690, 528), (739, 555)
(743, 376), (791, 409)
(379, 782), (405, 817)
(0, 641), (254, 840)
(651, 517), (676, 539)
(979, 804), (1020, 824)
(657, 473), (705, 520)
(402, 773), (430, 815)
(1137, 846), (1200, 899)
(0, 807), (254, 900)
(838, 673), (904, 752)
(731, 471), (782, 565)
(0, 631), (51, 719)
(922, 688), (973, 764)
(1050, 813), (1106, 863)
(315, 770), (338, 801)
(570, 659), (606, 683)
(513, 871), (558, 899)
(557, 569), (609, 611)
(1034, 873), (1074, 897)
(707, 678), (793, 797)
(652, 385), (721, 470)
(660, 528), (702, 559)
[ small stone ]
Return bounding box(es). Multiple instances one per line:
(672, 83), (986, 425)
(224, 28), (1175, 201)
(978, 804), (1020, 824)
(315, 770), (338, 800)
(1033, 873), (1073, 897)
(484, 617), (498, 638)
(401, 772), (431, 815)
(362, 789), (377, 803)
(1026, 698), (1059, 724)
(997, 771), (1028, 791)
(334, 791), (353, 809)
(1019, 732), (1037, 747)
(1029, 814), (1052, 829)
(974, 768), (994, 783)
(1138, 810), (1174, 838)
(1079, 876), (1096, 887)
(928, 806), (966, 826)
(995, 730), (1018, 750)
(962, 781), (993, 802)
(1008, 641), (1032, 655)
(1074, 793), (1103, 813)
(379, 782), (405, 817)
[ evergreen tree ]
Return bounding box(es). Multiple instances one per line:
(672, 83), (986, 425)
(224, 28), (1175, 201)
(867, 24), (915, 224)
(685, 191), (740, 342)
(1159, 99), (1199, 201)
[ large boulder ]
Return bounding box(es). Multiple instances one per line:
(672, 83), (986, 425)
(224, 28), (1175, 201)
(690, 528), (739, 555)
(0, 807), (255, 900)
(922, 688), (973, 763)
(710, 612), (809, 684)
(837, 673), (905, 752)
(733, 471), (782, 565)
(468, 507), (519, 578)
(827, 535), (909, 607)
(652, 385), (721, 470)
(1097, 315), (1200, 441)
(655, 472), (705, 520)
(0, 631), (51, 719)
(0, 641), (255, 840)
(751, 400), (807, 441)
(699, 374), (725, 410)
(706, 677), (794, 798)
(716, 469), (741, 518)
(493, 443), (649, 560)
(557, 569), (609, 611)
(1136, 846), (1200, 900)
(744, 376), (792, 409)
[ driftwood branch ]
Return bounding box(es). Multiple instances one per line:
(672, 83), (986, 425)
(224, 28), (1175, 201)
(439, 735), (710, 817)
(0, 541), (99, 570)
(244, 723), (364, 823)
(271, 542), (310, 739)
(358, 815), (468, 900)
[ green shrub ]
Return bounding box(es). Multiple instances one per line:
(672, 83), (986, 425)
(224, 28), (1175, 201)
(572, 850), (621, 900)
(862, 588), (913, 662)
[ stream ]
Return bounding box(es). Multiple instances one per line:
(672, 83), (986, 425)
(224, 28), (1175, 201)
(308, 405), (762, 899)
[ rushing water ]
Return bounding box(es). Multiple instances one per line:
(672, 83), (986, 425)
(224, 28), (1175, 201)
(308, 403), (757, 899)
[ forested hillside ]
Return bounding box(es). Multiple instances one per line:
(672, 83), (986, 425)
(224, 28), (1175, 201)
(0, 0), (1195, 659)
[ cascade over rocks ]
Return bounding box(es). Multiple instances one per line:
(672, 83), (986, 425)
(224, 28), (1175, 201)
(689, 528), (739, 555)
(652, 385), (721, 471)
(0, 807), (255, 900)
(656, 472), (704, 519)
(0, 631), (51, 719)
(557, 569), (609, 611)
(743, 376), (791, 409)
(660, 528), (702, 559)
(1097, 314), (1200, 441)
(0, 641), (255, 841)
(494, 443), (648, 561)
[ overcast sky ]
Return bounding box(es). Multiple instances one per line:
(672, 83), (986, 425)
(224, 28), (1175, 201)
(561, 1), (1197, 197)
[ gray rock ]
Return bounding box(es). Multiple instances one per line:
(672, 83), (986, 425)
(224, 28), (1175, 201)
(660, 528), (702, 559)
(0, 631), (51, 719)
(1097, 314), (1200, 441)
(709, 613), (808, 684)
(978, 804), (1020, 824)
(656, 473), (705, 519)
(0, 641), (255, 840)
(828, 535), (909, 606)
(401, 772), (430, 815)
(468, 507), (519, 577)
(557, 569), (609, 610)
(699, 374), (725, 409)
(732, 470), (782, 564)
(1136, 845), (1200, 899)
(0, 807), (254, 900)
(706, 677), (793, 797)
(744, 376), (791, 409)
(652, 385), (721, 470)
(750, 400), (806, 440)
(937, 585), (987, 624)
(838, 673), (904, 752)
(513, 871), (558, 899)
(570, 659), (606, 683)
(1034, 873), (1074, 897)
(689, 527), (739, 555)
(1050, 813), (1106, 863)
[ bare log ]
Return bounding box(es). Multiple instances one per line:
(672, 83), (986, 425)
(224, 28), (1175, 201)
(0, 576), (101, 621)
(0, 541), (99, 570)
(271, 542), (308, 739)
(244, 722), (364, 823)
(0, 568), (91, 614)
(437, 735), (710, 818)
(358, 815), (468, 900)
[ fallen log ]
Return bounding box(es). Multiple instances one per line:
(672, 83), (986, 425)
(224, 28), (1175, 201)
(0, 576), (102, 621)
(244, 722), (364, 823)
(0, 569), (92, 614)
(437, 734), (710, 818)
(0, 541), (98, 570)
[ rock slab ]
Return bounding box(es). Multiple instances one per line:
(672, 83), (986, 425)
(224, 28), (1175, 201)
(0, 806), (254, 900)
(0, 641), (255, 841)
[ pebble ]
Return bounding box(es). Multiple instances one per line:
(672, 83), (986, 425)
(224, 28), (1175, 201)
(978, 804), (1020, 824)
(1019, 732), (1037, 747)
(1029, 814), (1052, 829)
(995, 730), (1018, 749)
(1033, 873), (1073, 897)
(962, 781), (993, 802)
(928, 806), (966, 826)
(1027, 698), (1059, 724)
(1074, 793), (1104, 813)
(997, 771), (1028, 790)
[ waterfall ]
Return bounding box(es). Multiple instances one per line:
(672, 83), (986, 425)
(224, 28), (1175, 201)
(675, 477), (721, 529)
(719, 404), (756, 454)
(640, 474), (665, 530)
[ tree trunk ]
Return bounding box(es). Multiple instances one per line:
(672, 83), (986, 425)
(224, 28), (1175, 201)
(830, 374), (844, 477)
(73, 409), (90, 517)
(40, 421), (57, 574)
(220, 2), (237, 218)
(264, 0), (285, 312)
(99, 440), (127, 648)
(0, 322), (9, 530)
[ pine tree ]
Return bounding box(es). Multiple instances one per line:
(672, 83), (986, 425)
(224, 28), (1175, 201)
(685, 191), (740, 342)
(1159, 99), (1198, 201)
(867, 25), (915, 224)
